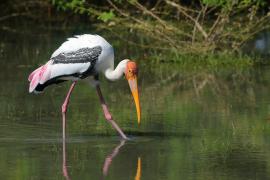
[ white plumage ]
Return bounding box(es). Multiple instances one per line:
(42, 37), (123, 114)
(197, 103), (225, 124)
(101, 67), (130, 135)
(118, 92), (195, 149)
(28, 34), (118, 93)
(51, 34), (114, 73)
(51, 34), (108, 57)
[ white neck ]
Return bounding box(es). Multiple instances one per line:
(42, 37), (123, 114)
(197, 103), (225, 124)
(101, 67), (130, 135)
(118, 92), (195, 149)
(104, 59), (129, 81)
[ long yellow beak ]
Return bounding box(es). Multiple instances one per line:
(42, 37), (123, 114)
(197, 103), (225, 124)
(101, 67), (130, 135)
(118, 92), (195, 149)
(128, 77), (141, 125)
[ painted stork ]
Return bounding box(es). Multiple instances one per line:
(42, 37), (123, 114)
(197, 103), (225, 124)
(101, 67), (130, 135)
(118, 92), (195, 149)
(28, 34), (141, 140)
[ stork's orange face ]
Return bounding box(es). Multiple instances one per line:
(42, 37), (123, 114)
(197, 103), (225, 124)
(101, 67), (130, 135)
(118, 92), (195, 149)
(125, 61), (138, 80)
(125, 61), (141, 125)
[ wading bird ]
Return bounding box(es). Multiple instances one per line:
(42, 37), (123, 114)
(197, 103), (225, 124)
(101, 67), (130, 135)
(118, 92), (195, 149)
(28, 34), (141, 140)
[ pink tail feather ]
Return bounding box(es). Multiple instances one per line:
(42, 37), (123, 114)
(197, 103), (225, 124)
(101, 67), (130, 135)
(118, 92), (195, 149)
(29, 72), (40, 93)
(29, 61), (52, 93)
(28, 66), (43, 82)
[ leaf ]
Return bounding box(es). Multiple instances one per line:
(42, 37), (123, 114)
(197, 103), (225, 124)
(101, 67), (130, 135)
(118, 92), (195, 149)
(97, 11), (115, 22)
(128, 0), (138, 5)
(113, 0), (123, 3)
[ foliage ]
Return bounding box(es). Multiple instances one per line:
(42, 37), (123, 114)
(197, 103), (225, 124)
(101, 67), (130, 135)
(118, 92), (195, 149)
(97, 10), (115, 22)
(202, 0), (266, 8)
(52, 0), (85, 11)
(50, 0), (270, 54)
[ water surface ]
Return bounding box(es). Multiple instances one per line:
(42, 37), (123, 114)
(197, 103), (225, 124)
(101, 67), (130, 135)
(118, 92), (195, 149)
(0, 26), (270, 179)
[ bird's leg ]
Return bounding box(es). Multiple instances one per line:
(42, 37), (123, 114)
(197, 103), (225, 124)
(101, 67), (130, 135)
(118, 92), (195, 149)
(96, 85), (128, 140)
(62, 133), (70, 180)
(62, 81), (77, 141)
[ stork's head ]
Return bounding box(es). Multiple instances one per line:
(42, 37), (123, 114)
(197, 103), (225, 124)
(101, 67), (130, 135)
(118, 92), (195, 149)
(124, 61), (141, 125)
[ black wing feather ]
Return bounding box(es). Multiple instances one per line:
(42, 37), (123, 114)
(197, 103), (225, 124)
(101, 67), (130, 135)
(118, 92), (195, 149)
(52, 46), (102, 64)
(34, 46), (102, 92)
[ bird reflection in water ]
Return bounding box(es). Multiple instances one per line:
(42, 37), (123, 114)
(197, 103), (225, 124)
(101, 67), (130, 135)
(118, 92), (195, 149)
(62, 138), (70, 180)
(102, 140), (141, 180)
(62, 138), (141, 180)
(102, 140), (126, 176)
(135, 157), (141, 180)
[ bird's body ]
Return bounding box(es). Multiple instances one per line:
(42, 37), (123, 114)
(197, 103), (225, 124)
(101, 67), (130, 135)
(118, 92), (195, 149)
(29, 34), (116, 93)
(28, 34), (141, 140)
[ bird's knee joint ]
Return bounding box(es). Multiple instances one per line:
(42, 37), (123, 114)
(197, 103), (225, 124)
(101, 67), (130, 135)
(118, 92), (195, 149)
(105, 114), (113, 121)
(62, 104), (67, 113)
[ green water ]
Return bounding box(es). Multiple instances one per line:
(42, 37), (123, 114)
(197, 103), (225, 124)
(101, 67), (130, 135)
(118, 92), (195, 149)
(1, 27), (270, 180)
